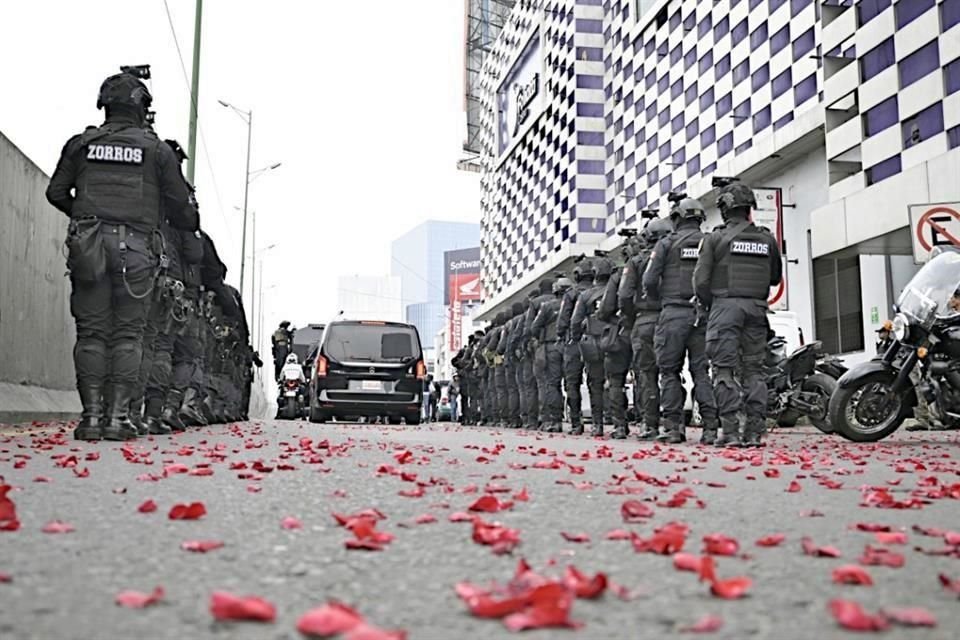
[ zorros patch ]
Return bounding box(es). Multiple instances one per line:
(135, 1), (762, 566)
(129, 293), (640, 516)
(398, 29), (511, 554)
(730, 240), (770, 256)
(86, 144), (144, 164)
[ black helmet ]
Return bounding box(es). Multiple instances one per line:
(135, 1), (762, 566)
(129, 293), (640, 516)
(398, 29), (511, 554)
(593, 257), (614, 279)
(164, 139), (188, 162)
(97, 72), (153, 110)
(677, 198), (706, 221)
(538, 278), (554, 294)
(553, 277), (574, 295)
(572, 259), (593, 283)
(641, 217), (674, 244)
(279, 320), (290, 328)
(717, 182), (756, 213)
(495, 311), (508, 326)
(511, 302), (524, 316)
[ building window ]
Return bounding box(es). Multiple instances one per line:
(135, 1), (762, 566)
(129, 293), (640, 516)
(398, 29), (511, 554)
(673, 148), (686, 165)
(752, 63), (770, 91)
(771, 25), (791, 55)
(716, 53), (731, 78)
(717, 92), (733, 117)
(671, 45), (682, 65)
(899, 40), (940, 88)
(814, 256), (864, 355)
(896, 0), (934, 28)
(715, 16), (729, 39)
(698, 15), (712, 37)
(794, 73), (817, 105)
(791, 0), (813, 17)
(701, 124), (717, 146)
(860, 38), (895, 82)
(659, 142), (671, 161)
(718, 132), (734, 156)
(902, 102), (944, 148)
(686, 120), (699, 141)
(670, 11), (681, 30)
(699, 51), (714, 75)
(672, 114), (684, 134)
(688, 154), (701, 175)
(772, 69), (793, 98)
(750, 0), (764, 8)
(750, 22), (769, 51)
(671, 78), (683, 99)
(733, 60), (750, 85)
(700, 87), (715, 110)
(865, 154), (902, 186)
(732, 18), (749, 45)
(659, 108), (670, 127)
(770, 0), (787, 12)
(857, 0), (891, 26)
(946, 58), (960, 95)
(862, 95), (898, 136)
(944, 0), (960, 31)
(658, 74), (669, 92)
(734, 99), (751, 121)
(736, 140), (754, 154)
(686, 84), (698, 106)
(774, 112), (795, 130)
(685, 48), (697, 70)
(948, 125), (960, 149)
(793, 28), (815, 61)
(754, 106), (772, 132)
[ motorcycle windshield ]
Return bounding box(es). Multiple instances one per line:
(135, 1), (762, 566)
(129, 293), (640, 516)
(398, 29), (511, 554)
(897, 251), (960, 327)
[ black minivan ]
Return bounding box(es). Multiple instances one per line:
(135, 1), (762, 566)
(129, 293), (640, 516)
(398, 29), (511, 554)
(307, 319), (425, 424)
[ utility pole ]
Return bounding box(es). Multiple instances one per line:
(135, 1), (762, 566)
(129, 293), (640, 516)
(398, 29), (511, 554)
(239, 111), (252, 295)
(186, 0), (203, 183)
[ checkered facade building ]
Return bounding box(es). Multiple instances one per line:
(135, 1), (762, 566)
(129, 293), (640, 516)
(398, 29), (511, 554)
(479, 0), (960, 308)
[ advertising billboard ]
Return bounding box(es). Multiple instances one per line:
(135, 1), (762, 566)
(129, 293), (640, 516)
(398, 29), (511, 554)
(444, 247), (482, 306)
(497, 28), (544, 158)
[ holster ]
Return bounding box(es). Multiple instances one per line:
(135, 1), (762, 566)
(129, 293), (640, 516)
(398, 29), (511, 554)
(66, 218), (106, 283)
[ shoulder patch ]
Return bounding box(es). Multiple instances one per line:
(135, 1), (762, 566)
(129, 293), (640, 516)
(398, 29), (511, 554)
(86, 144), (144, 165)
(680, 247), (700, 259)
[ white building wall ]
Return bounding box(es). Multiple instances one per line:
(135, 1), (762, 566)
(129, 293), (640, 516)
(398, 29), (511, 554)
(335, 275), (403, 323)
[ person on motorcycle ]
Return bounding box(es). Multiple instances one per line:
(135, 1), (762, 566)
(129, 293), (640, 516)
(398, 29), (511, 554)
(280, 353), (305, 383)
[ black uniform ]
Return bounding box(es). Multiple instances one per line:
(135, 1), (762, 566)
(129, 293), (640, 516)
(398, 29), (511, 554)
(503, 306), (525, 427)
(523, 282), (554, 428)
(694, 214), (782, 445)
(558, 275), (589, 434)
(531, 294), (564, 432)
(597, 267), (633, 438)
(46, 111), (195, 440)
(644, 220), (719, 441)
(619, 245), (661, 438)
(169, 227), (205, 426)
(571, 276), (609, 436)
(272, 325), (294, 380)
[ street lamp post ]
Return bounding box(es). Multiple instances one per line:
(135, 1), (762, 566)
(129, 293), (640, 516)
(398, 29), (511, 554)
(219, 100), (253, 297)
(253, 241), (277, 349)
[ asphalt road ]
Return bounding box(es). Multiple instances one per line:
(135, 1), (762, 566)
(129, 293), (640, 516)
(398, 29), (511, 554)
(1, 421), (958, 640)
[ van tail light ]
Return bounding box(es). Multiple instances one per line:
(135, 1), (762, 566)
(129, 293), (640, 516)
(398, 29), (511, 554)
(316, 355), (328, 377)
(415, 359), (426, 380)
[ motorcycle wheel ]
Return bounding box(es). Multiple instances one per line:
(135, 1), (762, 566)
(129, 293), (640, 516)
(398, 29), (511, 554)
(802, 373), (837, 434)
(283, 399), (297, 420)
(827, 372), (910, 442)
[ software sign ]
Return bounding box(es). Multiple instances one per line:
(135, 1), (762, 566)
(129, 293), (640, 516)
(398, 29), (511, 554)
(444, 247), (482, 306)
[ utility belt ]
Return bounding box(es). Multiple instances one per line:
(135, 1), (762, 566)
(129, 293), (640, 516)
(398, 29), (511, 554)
(65, 217), (164, 300)
(585, 316), (608, 336)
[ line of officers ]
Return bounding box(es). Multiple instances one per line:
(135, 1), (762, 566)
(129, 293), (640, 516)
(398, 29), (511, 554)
(45, 69), (261, 442)
(453, 183), (783, 448)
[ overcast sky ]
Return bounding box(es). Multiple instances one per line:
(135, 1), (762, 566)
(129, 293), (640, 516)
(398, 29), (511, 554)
(0, 0), (480, 356)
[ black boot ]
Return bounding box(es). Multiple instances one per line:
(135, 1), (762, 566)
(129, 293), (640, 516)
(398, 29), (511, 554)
(699, 427), (718, 445)
(589, 423), (604, 438)
(180, 388), (207, 426)
(74, 382), (104, 441)
(656, 422), (685, 444)
(162, 389), (186, 432)
(129, 398), (148, 436)
(569, 423), (584, 435)
(145, 416), (172, 435)
(714, 416), (742, 448)
(742, 419), (766, 448)
(611, 424), (629, 440)
(637, 423), (658, 440)
(103, 384), (139, 441)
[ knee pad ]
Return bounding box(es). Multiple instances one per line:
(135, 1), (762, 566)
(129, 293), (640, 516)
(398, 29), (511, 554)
(713, 367), (738, 390)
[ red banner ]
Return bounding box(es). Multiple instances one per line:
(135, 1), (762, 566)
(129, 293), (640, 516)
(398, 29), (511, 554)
(448, 272), (482, 305)
(450, 302), (463, 352)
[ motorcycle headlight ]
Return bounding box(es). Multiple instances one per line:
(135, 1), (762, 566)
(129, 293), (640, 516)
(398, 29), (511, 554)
(892, 313), (909, 342)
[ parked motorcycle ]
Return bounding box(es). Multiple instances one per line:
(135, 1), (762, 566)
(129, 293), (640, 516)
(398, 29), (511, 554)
(278, 373), (306, 420)
(829, 250), (960, 441)
(766, 336), (846, 432)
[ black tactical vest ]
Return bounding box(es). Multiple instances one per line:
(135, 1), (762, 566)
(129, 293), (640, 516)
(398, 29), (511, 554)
(631, 251), (661, 312)
(581, 285), (607, 336)
(660, 227), (704, 306)
(73, 123), (162, 228)
(710, 222), (775, 300)
(540, 298), (561, 341)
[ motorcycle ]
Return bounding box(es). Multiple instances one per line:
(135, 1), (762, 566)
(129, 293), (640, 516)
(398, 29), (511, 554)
(829, 249), (960, 441)
(278, 372), (306, 420)
(766, 336), (846, 432)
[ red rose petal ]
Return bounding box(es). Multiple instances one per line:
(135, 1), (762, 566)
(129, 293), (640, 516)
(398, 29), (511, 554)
(702, 533), (739, 556)
(832, 565), (873, 586)
(881, 608), (937, 627)
(168, 502), (206, 520)
(468, 495), (511, 513)
(938, 573), (960, 594)
(874, 531), (907, 545)
(296, 602), (364, 636)
(829, 600), (889, 631)
(281, 516), (302, 530)
(859, 545), (905, 568)
(0, 484), (20, 531)
(137, 500), (157, 514)
(560, 531), (590, 544)
(344, 623), (407, 640)
(605, 528), (631, 540)
(115, 586), (164, 608)
(710, 576), (751, 599)
(181, 540), (224, 553)
(801, 536), (841, 558)
(680, 614), (723, 633)
(786, 481), (802, 493)
(563, 565), (607, 599)
(756, 534), (786, 547)
(41, 520), (74, 534)
(620, 499), (654, 522)
(209, 591), (276, 622)
(502, 583), (582, 631)
(673, 553), (703, 573)
(414, 514), (437, 525)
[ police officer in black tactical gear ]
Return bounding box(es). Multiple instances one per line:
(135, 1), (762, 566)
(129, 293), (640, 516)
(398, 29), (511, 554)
(571, 257), (614, 437)
(46, 70), (195, 441)
(504, 303), (526, 427)
(558, 260), (592, 435)
(597, 251), (634, 440)
(694, 182), (783, 448)
(516, 292), (536, 428)
(272, 321), (294, 381)
(522, 279), (555, 429)
(620, 218), (672, 440)
(530, 278), (569, 433)
(644, 200), (720, 444)
(492, 311), (510, 426)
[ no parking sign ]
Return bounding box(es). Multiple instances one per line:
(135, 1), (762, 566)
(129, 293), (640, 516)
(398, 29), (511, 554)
(910, 202), (960, 263)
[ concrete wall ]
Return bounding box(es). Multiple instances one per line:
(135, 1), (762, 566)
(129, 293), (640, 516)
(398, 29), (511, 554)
(0, 131), (80, 422)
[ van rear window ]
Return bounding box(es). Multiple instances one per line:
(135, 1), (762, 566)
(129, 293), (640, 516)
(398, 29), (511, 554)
(324, 324), (420, 362)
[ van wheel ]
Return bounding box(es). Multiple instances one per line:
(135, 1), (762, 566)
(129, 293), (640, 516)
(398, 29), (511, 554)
(405, 413), (421, 425)
(388, 416), (403, 425)
(308, 401), (325, 423)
